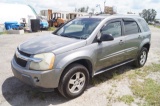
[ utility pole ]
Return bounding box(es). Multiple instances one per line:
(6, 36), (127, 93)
(96, 4), (102, 13)
(104, 0), (106, 13)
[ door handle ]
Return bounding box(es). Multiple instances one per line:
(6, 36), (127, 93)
(119, 40), (124, 45)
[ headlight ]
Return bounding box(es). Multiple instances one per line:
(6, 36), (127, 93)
(29, 53), (55, 71)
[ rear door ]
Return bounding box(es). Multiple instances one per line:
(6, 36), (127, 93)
(122, 18), (142, 60)
(95, 19), (126, 71)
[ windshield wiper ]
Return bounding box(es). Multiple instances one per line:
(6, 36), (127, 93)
(79, 37), (87, 39)
(61, 35), (71, 38)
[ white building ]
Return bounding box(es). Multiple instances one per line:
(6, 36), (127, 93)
(0, 3), (37, 25)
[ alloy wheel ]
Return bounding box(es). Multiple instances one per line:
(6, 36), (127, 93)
(68, 72), (86, 94)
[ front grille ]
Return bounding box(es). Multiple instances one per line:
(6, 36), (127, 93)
(18, 49), (31, 57)
(14, 55), (27, 67)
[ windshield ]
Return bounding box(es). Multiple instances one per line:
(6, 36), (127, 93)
(55, 18), (103, 39)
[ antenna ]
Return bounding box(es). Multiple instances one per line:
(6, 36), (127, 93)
(96, 4), (102, 13)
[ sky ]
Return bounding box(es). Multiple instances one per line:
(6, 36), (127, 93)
(0, 0), (160, 18)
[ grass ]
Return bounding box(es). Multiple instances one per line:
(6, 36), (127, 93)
(112, 84), (117, 88)
(48, 27), (57, 31)
(130, 78), (160, 106)
(0, 31), (7, 35)
(118, 95), (134, 104)
(128, 63), (160, 80)
(156, 26), (160, 28)
(92, 63), (160, 85)
(92, 63), (160, 105)
(106, 88), (118, 104)
(142, 63), (160, 72)
(149, 24), (160, 28)
(127, 64), (160, 105)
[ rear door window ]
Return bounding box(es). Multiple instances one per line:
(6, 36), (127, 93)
(123, 21), (140, 35)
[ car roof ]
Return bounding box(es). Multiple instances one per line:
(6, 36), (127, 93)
(79, 14), (143, 20)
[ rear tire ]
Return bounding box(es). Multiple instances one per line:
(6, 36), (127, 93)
(133, 47), (148, 68)
(58, 64), (89, 99)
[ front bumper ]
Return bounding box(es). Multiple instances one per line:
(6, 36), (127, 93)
(11, 59), (61, 89)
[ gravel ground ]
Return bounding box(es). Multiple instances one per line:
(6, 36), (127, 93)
(0, 26), (160, 106)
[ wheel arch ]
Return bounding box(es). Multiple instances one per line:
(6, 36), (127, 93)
(142, 43), (150, 51)
(139, 38), (150, 52)
(58, 58), (93, 86)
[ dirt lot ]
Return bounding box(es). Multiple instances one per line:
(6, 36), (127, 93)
(0, 26), (160, 106)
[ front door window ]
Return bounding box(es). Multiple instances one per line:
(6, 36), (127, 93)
(101, 21), (122, 38)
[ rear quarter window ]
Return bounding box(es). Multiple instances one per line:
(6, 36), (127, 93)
(138, 19), (150, 32)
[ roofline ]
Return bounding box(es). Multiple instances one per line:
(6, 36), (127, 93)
(78, 14), (143, 20)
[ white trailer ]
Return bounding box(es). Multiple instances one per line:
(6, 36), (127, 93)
(40, 10), (89, 22)
(0, 3), (37, 29)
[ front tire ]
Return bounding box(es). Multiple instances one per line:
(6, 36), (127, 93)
(58, 64), (89, 99)
(134, 47), (148, 68)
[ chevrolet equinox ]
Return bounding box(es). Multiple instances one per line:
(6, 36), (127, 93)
(11, 15), (151, 98)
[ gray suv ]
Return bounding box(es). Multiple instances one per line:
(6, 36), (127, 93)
(11, 15), (151, 98)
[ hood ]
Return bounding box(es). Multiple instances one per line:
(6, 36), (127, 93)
(19, 34), (84, 54)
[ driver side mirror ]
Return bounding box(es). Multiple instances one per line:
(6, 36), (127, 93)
(97, 34), (114, 43)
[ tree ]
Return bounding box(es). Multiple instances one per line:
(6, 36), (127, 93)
(140, 9), (157, 23)
(75, 6), (89, 13)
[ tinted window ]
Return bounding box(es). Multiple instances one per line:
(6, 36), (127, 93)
(101, 21), (122, 38)
(138, 19), (150, 32)
(124, 21), (140, 35)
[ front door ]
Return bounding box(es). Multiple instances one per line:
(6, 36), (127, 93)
(95, 19), (126, 72)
